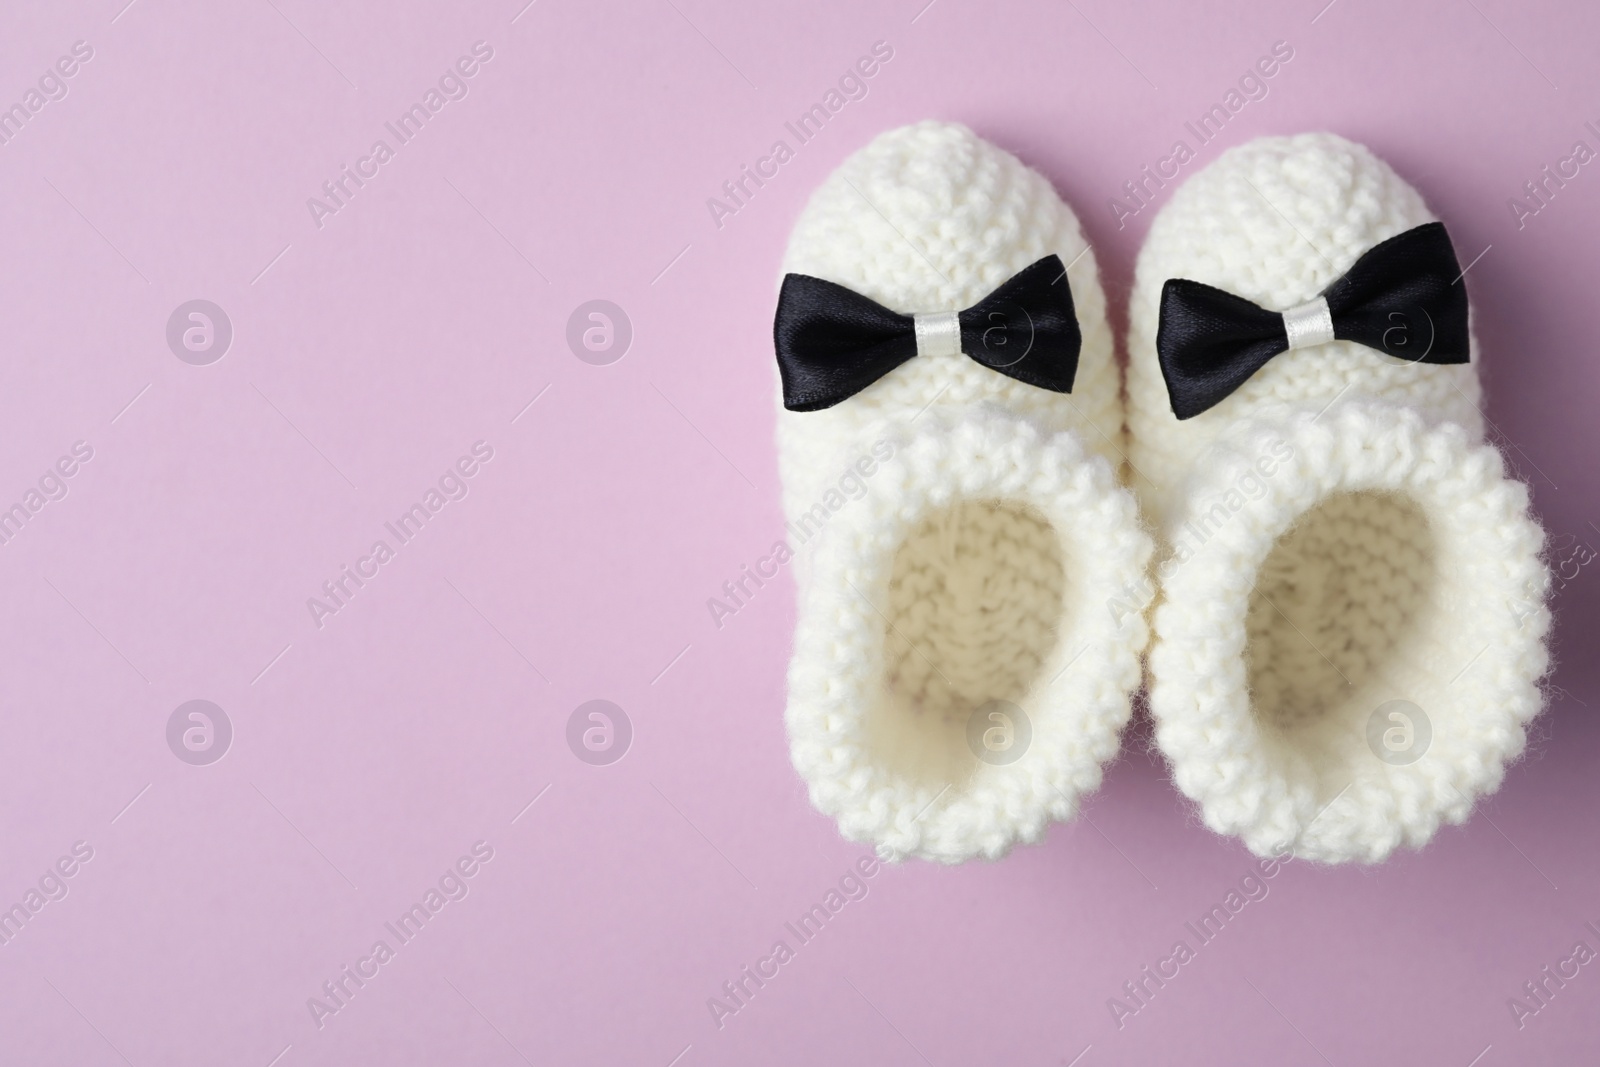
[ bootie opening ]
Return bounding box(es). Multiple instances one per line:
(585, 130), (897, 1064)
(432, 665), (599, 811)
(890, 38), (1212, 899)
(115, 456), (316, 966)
(869, 498), (1067, 791)
(1150, 404), (1550, 863)
(1246, 490), (1439, 782)
(784, 409), (1151, 862)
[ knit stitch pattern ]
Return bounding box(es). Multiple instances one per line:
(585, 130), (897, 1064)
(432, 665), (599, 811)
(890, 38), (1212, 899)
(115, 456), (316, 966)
(1128, 134), (1551, 863)
(779, 121), (1123, 520)
(778, 122), (1151, 863)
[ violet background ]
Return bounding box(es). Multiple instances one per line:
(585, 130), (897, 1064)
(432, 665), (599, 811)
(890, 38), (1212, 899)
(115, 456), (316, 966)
(1, 0), (1597, 1064)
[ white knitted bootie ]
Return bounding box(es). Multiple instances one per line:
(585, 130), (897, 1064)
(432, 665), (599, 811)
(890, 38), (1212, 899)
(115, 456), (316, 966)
(1127, 133), (1551, 864)
(774, 121), (1151, 863)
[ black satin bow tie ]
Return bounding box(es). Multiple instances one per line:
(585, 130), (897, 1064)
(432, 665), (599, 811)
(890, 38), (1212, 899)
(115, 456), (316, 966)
(1156, 222), (1470, 420)
(773, 255), (1080, 412)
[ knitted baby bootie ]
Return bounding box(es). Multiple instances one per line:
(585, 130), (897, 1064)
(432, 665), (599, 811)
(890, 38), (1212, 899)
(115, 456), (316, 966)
(774, 121), (1151, 863)
(1127, 132), (1551, 864)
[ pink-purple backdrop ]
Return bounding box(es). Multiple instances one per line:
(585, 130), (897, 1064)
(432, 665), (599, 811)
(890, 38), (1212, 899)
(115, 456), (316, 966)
(1, 0), (1597, 1064)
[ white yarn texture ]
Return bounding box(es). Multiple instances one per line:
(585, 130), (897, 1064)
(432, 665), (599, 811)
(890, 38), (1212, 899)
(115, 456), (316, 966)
(1128, 133), (1551, 863)
(777, 121), (1151, 863)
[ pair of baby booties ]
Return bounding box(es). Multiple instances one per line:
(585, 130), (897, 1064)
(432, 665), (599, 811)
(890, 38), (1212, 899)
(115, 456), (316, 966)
(773, 121), (1551, 866)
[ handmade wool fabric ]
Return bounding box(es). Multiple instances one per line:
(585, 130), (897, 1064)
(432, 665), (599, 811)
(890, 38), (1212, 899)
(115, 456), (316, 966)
(776, 121), (1152, 864)
(1126, 133), (1551, 864)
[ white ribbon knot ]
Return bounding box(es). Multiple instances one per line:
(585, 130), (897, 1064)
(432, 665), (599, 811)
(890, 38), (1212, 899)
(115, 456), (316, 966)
(913, 310), (962, 359)
(1281, 296), (1336, 351)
